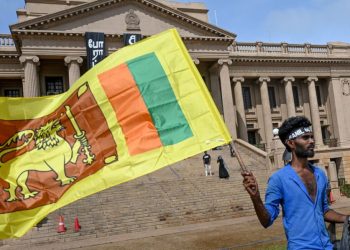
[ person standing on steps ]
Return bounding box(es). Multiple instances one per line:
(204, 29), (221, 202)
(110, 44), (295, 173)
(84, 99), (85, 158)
(228, 143), (235, 157)
(217, 155), (229, 179)
(202, 151), (212, 176)
(241, 116), (349, 250)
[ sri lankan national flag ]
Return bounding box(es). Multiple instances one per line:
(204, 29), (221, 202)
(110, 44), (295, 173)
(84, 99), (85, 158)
(0, 29), (231, 239)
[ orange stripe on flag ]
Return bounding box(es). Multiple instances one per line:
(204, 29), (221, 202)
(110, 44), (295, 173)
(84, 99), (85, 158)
(98, 63), (162, 155)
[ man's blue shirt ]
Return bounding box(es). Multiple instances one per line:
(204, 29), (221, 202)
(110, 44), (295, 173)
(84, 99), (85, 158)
(264, 163), (333, 250)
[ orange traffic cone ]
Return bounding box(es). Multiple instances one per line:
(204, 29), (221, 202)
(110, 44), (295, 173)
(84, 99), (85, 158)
(57, 215), (66, 233)
(74, 216), (81, 232)
(329, 190), (336, 204)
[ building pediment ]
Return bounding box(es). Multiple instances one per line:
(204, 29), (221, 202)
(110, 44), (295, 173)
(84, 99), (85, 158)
(10, 0), (235, 40)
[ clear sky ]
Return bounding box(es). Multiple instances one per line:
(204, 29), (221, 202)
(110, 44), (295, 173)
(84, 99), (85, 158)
(1, 0), (349, 45)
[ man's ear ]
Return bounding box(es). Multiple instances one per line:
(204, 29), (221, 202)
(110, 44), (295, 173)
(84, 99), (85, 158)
(286, 139), (295, 150)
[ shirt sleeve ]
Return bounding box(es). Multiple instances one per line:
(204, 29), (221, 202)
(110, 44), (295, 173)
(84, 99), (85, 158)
(264, 174), (283, 227)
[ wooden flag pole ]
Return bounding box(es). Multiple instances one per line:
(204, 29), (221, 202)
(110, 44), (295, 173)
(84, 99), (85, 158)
(231, 140), (257, 192)
(230, 140), (248, 172)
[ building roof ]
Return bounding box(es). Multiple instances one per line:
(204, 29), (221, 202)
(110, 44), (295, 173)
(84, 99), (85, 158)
(11, 0), (236, 39)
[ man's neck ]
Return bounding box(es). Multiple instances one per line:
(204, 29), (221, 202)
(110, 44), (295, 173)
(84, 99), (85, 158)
(291, 156), (309, 171)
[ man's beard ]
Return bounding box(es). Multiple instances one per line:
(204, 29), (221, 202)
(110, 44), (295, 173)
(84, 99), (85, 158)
(295, 142), (315, 158)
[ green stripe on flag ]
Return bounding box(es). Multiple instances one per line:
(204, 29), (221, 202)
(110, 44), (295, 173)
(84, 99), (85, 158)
(127, 53), (193, 146)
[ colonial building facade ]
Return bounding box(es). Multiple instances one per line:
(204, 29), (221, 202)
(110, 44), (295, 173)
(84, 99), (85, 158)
(1, 0), (350, 187)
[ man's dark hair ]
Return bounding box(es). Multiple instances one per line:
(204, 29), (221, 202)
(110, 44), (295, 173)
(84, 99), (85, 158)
(278, 116), (312, 152)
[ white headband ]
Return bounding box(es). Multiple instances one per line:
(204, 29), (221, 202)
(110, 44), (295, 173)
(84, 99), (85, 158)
(287, 127), (312, 140)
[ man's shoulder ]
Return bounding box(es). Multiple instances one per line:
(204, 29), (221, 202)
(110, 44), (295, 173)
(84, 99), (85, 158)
(268, 166), (292, 184)
(271, 165), (290, 177)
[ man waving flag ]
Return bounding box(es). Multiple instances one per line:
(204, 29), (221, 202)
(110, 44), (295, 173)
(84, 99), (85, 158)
(0, 29), (231, 239)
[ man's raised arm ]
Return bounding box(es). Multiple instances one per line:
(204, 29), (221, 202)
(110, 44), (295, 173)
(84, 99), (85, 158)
(241, 171), (271, 228)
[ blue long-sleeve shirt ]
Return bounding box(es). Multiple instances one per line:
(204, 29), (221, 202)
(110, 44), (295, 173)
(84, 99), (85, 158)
(264, 163), (333, 250)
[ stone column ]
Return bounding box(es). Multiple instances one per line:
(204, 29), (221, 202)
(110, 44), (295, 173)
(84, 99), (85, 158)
(19, 55), (40, 97)
(282, 76), (296, 117)
(65, 56), (83, 87)
(328, 78), (349, 146)
(258, 77), (273, 152)
(209, 65), (223, 114)
(327, 161), (340, 198)
(232, 77), (248, 141)
(328, 161), (339, 189)
(305, 77), (323, 147)
(218, 59), (237, 139)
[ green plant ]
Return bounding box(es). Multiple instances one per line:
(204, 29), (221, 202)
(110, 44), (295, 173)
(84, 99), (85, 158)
(340, 184), (350, 198)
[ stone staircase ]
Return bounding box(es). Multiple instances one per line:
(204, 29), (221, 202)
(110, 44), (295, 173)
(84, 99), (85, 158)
(2, 146), (271, 249)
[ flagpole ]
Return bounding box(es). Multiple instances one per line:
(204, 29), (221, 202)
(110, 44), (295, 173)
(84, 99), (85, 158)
(230, 140), (248, 172)
(231, 140), (258, 192)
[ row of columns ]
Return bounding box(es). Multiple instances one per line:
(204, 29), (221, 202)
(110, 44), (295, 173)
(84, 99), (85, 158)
(211, 58), (324, 151)
(20, 55), (83, 97)
(231, 76), (323, 151)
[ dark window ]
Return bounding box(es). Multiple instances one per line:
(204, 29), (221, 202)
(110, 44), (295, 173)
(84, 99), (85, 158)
(268, 86), (277, 108)
(4, 89), (20, 97)
(242, 87), (252, 110)
(292, 86), (300, 107)
(321, 126), (328, 141)
(248, 131), (257, 145)
(315, 85), (322, 107)
(45, 76), (64, 95)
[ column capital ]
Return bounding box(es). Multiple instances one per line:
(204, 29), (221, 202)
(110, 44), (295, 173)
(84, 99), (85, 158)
(257, 76), (271, 84)
(64, 56), (83, 66)
(282, 76), (295, 83)
(232, 77), (245, 83)
(192, 58), (200, 65)
(218, 59), (232, 66)
(305, 76), (318, 83)
(19, 55), (40, 65)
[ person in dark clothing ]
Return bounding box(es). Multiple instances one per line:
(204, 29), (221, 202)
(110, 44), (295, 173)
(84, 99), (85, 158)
(217, 156), (229, 179)
(202, 151), (212, 176)
(228, 143), (235, 157)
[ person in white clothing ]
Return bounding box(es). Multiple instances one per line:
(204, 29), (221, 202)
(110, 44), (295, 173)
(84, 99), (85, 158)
(202, 151), (212, 176)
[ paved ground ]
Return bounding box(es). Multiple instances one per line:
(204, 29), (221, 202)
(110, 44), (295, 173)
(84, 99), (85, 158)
(21, 197), (350, 250)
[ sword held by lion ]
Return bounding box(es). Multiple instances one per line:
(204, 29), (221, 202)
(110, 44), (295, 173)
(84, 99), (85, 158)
(0, 107), (95, 202)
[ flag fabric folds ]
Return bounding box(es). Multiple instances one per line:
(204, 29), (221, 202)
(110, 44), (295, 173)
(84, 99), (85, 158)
(0, 29), (231, 239)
